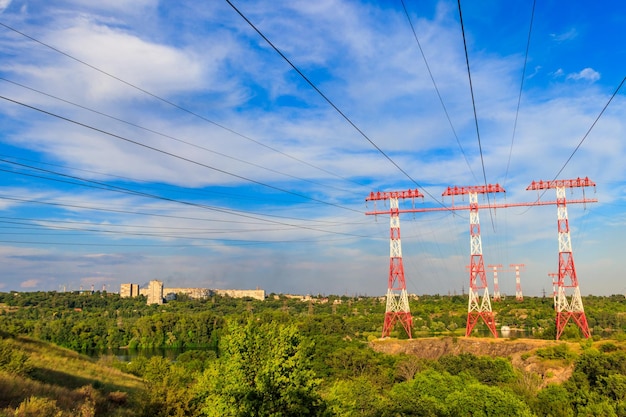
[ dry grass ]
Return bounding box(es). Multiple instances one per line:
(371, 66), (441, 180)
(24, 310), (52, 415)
(0, 335), (145, 417)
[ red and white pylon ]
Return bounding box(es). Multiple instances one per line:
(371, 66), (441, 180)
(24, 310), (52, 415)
(365, 189), (423, 338)
(365, 179), (597, 341)
(548, 273), (559, 311)
(443, 185), (504, 338)
(511, 264), (525, 302)
(527, 178), (594, 339)
(487, 264), (503, 301)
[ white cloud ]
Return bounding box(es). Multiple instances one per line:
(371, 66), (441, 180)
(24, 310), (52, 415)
(0, 0), (11, 13)
(21, 279), (40, 288)
(42, 18), (207, 101)
(0, 1), (624, 297)
(550, 28), (578, 42)
(567, 68), (601, 82)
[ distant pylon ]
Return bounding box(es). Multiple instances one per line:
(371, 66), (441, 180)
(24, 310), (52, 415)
(365, 189), (424, 338)
(511, 264), (525, 302)
(527, 178), (595, 339)
(443, 185), (504, 338)
(548, 273), (559, 311)
(487, 264), (503, 301)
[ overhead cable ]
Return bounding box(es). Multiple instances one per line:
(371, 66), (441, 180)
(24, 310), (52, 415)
(457, 0), (495, 230)
(0, 94), (363, 215)
(400, 0), (477, 183)
(519, 75), (626, 213)
(224, 0), (440, 201)
(503, 0), (536, 188)
(0, 21), (361, 187)
(0, 77), (357, 194)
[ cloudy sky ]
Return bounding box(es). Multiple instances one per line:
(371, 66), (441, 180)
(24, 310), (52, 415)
(0, 0), (624, 297)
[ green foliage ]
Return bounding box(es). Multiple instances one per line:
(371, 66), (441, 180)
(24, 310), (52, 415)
(599, 342), (619, 352)
(570, 348), (626, 391)
(446, 383), (535, 417)
(325, 344), (395, 385)
(175, 349), (216, 373)
(533, 385), (574, 417)
(195, 319), (328, 417)
(437, 353), (516, 385)
(385, 369), (533, 417)
(138, 356), (199, 417)
(0, 335), (144, 417)
(13, 396), (63, 417)
(0, 338), (32, 375)
(7, 291), (626, 416)
(326, 377), (386, 417)
(385, 369), (466, 416)
(536, 343), (576, 361)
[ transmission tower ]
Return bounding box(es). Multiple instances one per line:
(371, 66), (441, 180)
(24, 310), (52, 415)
(510, 264), (525, 301)
(548, 273), (559, 311)
(443, 185), (504, 338)
(487, 264), (503, 301)
(366, 179), (596, 340)
(527, 178), (595, 339)
(365, 189), (424, 338)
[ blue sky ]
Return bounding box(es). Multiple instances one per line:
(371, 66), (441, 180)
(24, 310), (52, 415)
(0, 0), (624, 297)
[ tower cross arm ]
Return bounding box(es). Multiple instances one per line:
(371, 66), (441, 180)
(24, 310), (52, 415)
(526, 177), (596, 190)
(442, 184), (505, 196)
(366, 189), (424, 202)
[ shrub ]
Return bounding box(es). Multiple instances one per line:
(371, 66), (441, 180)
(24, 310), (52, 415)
(536, 343), (576, 361)
(107, 391), (128, 406)
(599, 342), (619, 353)
(14, 396), (62, 417)
(0, 339), (32, 375)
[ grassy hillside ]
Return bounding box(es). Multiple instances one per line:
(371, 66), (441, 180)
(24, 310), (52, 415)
(0, 331), (145, 417)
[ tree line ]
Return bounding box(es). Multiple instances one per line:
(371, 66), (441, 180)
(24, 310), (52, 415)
(2, 291), (626, 416)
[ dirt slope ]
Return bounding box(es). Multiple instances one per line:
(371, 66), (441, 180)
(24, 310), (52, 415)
(370, 337), (575, 386)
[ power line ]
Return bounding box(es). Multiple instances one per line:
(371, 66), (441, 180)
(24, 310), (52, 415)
(456, 0), (495, 230)
(0, 215), (282, 231)
(553, 76), (626, 180)
(1, 150), (364, 222)
(0, 94), (364, 215)
(503, 0), (536, 188)
(519, 75), (626, 214)
(0, 193), (368, 240)
(0, 21), (362, 187)
(0, 160), (368, 235)
(0, 77), (358, 194)
(224, 0), (432, 197)
(0, 159), (370, 231)
(499, 0), (536, 271)
(0, 216), (370, 243)
(400, 0), (477, 184)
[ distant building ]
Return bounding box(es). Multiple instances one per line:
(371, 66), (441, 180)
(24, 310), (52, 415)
(214, 289), (265, 301)
(164, 288), (211, 299)
(121, 282), (265, 304)
(144, 280), (164, 305)
(120, 283), (140, 298)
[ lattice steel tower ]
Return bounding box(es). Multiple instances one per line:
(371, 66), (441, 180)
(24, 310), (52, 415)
(527, 178), (595, 339)
(365, 189), (423, 338)
(488, 264), (503, 301)
(443, 185), (504, 338)
(511, 264), (525, 302)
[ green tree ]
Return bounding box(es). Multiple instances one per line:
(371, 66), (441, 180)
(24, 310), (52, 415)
(326, 376), (386, 417)
(438, 353), (516, 385)
(194, 319), (327, 417)
(446, 383), (534, 417)
(533, 385), (574, 417)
